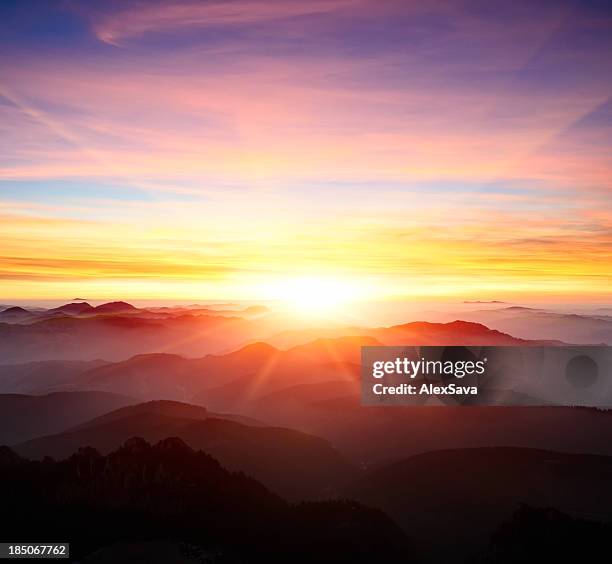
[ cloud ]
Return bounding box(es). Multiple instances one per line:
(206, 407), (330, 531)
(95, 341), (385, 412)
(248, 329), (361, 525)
(1, 0), (612, 300)
(92, 0), (356, 46)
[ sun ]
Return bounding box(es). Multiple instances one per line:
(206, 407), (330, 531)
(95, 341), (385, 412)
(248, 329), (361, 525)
(263, 276), (363, 317)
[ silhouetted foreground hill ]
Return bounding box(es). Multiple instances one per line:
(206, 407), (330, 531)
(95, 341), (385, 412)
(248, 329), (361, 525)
(0, 438), (414, 563)
(348, 447), (612, 562)
(15, 400), (355, 500)
(472, 505), (612, 563)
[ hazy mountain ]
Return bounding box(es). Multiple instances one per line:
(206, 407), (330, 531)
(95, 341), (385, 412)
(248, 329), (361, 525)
(93, 301), (140, 314)
(347, 447), (612, 561)
(55, 337), (371, 404)
(0, 391), (135, 444)
(0, 313), (260, 363)
(266, 320), (560, 349)
(192, 337), (376, 411)
(49, 302), (95, 315)
(155, 305), (271, 320)
(13, 324), (568, 416)
(0, 306), (32, 322)
(369, 320), (560, 346)
(69, 400), (264, 430)
(15, 399), (355, 500)
(73, 342), (279, 401)
(248, 398), (612, 467)
(0, 359), (108, 394)
(429, 306), (612, 344)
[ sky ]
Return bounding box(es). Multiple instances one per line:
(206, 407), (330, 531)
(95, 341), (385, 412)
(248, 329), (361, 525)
(0, 0), (611, 302)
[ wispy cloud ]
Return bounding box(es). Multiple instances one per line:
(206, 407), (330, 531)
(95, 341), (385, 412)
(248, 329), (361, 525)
(92, 0), (357, 46)
(1, 0), (611, 300)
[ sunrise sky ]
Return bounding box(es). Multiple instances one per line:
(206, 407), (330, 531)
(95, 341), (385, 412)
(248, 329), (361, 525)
(1, 0), (611, 302)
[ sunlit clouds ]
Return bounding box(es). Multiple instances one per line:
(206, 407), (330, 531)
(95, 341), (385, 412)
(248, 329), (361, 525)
(0, 0), (611, 301)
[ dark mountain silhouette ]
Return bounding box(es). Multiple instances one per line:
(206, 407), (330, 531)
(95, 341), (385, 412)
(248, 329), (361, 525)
(0, 391), (135, 444)
(0, 438), (414, 563)
(472, 505), (612, 563)
(15, 400), (355, 500)
(347, 447), (612, 562)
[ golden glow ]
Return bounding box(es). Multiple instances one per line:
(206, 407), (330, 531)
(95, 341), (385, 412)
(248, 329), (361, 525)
(261, 276), (366, 317)
(1, 1), (611, 303)
(1, 205), (611, 302)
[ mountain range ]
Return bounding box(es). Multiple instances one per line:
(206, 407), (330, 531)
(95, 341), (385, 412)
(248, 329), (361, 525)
(15, 399), (354, 501)
(0, 438), (413, 563)
(347, 447), (612, 561)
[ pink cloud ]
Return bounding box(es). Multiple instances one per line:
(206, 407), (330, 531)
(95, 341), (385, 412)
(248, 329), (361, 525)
(92, 0), (358, 46)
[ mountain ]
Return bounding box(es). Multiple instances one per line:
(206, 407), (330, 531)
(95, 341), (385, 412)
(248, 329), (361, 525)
(474, 504), (612, 563)
(266, 320), (560, 349)
(59, 337), (370, 405)
(15, 399), (356, 500)
(70, 400), (210, 430)
(93, 301), (139, 314)
(68, 399), (263, 430)
(283, 336), (380, 363)
(347, 447), (612, 562)
(248, 398), (612, 467)
(0, 313), (260, 363)
(49, 302), (95, 315)
(192, 337), (376, 411)
(0, 439), (414, 563)
(430, 306), (612, 344)
(74, 342), (279, 401)
(0, 306), (32, 322)
(78, 353), (206, 401)
(0, 359), (108, 394)
(369, 320), (558, 345)
(0, 391), (135, 444)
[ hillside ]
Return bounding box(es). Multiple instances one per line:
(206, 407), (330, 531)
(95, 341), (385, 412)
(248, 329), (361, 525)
(0, 438), (413, 563)
(15, 400), (355, 500)
(0, 391), (136, 444)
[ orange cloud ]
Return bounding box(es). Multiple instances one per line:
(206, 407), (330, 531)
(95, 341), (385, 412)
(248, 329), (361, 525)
(1, 1), (611, 301)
